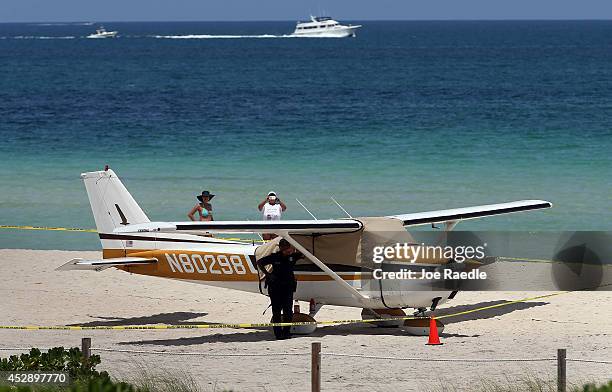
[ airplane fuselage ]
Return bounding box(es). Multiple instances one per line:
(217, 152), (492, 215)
(102, 232), (452, 309)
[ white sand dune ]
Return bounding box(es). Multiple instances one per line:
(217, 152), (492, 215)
(0, 249), (610, 391)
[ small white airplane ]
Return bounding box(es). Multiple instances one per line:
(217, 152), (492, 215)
(58, 168), (552, 333)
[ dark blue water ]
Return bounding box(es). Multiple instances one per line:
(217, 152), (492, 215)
(1, 21), (611, 249)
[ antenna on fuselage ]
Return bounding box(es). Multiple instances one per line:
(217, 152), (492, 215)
(330, 196), (353, 218)
(295, 198), (318, 220)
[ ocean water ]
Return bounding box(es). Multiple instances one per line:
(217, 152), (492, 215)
(0, 21), (611, 250)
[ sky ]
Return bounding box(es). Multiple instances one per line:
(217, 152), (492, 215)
(3, 0), (612, 23)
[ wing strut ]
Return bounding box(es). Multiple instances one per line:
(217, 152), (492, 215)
(280, 232), (368, 305)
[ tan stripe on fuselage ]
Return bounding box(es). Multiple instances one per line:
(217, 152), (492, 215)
(102, 248), (363, 282)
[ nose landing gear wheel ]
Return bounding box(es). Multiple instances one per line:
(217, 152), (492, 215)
(402, 318), (445, 336)
(361, 308), (406, 328)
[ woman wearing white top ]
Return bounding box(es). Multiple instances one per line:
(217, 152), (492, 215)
(258, 191), (287, 240)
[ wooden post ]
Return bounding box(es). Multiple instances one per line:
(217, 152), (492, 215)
(82, 337), (91, 360)
(557, 348), (566, 392)
(311, 342), (321, 392)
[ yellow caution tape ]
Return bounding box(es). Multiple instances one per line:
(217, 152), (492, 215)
(0, 225), (97, 233)
(11, 226), (605, 258)
(499, 256), (556, 264)
(0, 227), (585, 329)
(434, 291), (568, 320)
(0, 292), (568, 331)
(0, 225), (263, 243)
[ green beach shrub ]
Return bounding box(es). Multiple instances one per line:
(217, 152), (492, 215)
(0, 377), (139, 392)
(427, 377), (612, 392)
(580, 381), (612, 392)
(0, 347), (231, 392)
(0, 347), (109, 382)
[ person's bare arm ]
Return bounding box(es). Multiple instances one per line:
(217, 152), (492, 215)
(279, 199), (287, 212)
(187, 204), (199, 221)
(258, 198), (268, 211)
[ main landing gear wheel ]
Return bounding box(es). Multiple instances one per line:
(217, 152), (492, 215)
(269, 313), (317, 335)
(401, 318), (445, 336)
(361, 308), (406, 328)
(290, 312), (317, 335)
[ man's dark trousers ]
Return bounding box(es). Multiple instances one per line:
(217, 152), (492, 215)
(268, 284), (293, 339)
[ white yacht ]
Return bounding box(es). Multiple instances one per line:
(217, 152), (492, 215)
(87, 26), (118, 39)
(291, 16), (361, 38)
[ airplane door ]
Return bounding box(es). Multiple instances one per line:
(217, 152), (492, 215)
(377, 262), (406, 308)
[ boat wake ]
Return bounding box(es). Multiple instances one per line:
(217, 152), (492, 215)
(152, 34), (293, 39)
(0, 34), (348, 41)
(151, 34), (347, 39)
(5, 36), (76, 40)
(29, 22), (93, 26)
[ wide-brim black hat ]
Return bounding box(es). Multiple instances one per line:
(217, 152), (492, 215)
(197, 190), (215, 201)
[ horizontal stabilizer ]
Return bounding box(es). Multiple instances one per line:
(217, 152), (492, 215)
(389, 200), (552, 227)
(56, 257), (157, 272)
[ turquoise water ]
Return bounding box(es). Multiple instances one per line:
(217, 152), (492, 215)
(0, 21), (611, 250)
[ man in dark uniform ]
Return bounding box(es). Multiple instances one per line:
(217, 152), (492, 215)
(257, 239), (301, 340)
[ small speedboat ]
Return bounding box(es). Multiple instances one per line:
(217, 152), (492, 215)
(87, 26), (118, 39)
(291, 16), (361, 38)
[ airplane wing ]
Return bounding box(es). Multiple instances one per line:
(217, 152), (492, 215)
(56, 257), (158, 272)
(388, 200), (552, 227)
(112, 219), (363, 235)
(110, 200), (551, 235)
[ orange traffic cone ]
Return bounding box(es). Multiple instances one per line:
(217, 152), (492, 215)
(426, 317), (442, 345)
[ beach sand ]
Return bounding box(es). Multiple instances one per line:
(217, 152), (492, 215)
(1, 249), (610, 391)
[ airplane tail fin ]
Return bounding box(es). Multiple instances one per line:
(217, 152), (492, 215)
(81, 168), (150, 249)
